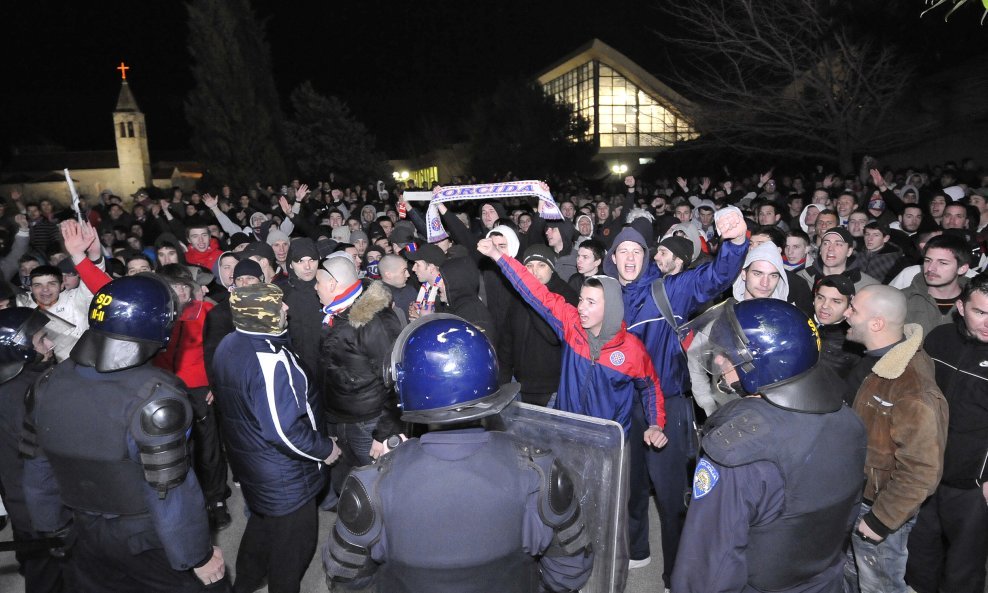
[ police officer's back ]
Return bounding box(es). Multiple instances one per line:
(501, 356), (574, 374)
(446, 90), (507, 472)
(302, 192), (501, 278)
(323, 314), (594, 593)
(20, 275), (227, 591)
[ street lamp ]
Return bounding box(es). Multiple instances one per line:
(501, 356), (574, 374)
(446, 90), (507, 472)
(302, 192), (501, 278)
(611, 163), (628, 175)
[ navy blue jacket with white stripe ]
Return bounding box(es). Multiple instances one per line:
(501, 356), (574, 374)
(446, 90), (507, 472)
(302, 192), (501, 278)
(212, 329), (334, 516)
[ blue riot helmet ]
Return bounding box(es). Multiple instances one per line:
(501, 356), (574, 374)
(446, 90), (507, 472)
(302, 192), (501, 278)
(388, 314), (519, 424)
(0, 307), (71, 383)
(70, 274), (177, 372)
(685, 298), (839, 413)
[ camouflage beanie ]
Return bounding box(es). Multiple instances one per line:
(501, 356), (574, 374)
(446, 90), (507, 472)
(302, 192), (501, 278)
(230, 283), (285, 335)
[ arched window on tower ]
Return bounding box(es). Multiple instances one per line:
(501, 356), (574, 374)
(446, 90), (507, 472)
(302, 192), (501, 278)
(126, 121), (135, 138)
(119, 122), (126, 138)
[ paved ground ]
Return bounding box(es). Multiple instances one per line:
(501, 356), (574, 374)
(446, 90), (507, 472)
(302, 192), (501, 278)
(0, 482), (668, 592)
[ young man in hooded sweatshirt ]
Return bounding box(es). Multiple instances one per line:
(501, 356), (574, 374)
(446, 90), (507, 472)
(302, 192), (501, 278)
(478, 236), (667, 578)
(603, 205), (749, 586)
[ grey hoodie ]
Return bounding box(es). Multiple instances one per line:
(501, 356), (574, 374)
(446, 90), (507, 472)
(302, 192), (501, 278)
(731, 243), (790, 301)
(585, 274), (625, 361)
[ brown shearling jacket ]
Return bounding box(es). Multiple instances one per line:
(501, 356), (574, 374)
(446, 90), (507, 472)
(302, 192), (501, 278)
(852, 323), (949, 537)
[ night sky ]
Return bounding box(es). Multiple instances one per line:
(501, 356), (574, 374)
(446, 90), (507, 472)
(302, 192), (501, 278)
(3, 1), (986, 158)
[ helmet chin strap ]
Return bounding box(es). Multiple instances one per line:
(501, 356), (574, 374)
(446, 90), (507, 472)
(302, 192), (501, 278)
(729, 380), (750, 397)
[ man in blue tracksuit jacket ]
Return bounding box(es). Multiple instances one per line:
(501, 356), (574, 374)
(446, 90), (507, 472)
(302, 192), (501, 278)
(480, 241), (666, 436)
(212, 283), (341, 593)
(603, 206), (749, 584)
(479, 237), (667, 579)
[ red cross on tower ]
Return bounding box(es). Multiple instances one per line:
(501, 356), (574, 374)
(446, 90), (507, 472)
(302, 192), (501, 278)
(116, 61), (130, 80)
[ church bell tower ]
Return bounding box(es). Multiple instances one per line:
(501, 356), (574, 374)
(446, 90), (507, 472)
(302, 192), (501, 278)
(112, 62), (152, 195)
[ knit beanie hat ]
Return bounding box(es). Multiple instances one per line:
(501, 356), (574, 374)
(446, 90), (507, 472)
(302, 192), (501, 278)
(288, 238), (320, 263)
(522, 244), (557, 271)
(231, 283), (284, 335)
(659, 236), (693, 267)
(266, 229), (290, 246)
(233, 259), (264, 283)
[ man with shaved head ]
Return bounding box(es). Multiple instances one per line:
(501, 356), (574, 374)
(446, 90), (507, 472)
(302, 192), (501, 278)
(842, 284), (949, 593)
(316, 255), (404, 490)
(378, 254), (416, 316)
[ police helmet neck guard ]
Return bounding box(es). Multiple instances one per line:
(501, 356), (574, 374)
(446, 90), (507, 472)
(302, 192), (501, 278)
(0, 307), (62, 383)
(389, 313), (519, 425)
(70, 330), (167, 372)
(759, 364), (843, 413)
(70, 275), (176, 372)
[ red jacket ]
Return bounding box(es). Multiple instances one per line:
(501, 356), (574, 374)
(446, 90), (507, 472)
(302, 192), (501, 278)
(184, 238), (222, 270)
(154, 299), (213, 389)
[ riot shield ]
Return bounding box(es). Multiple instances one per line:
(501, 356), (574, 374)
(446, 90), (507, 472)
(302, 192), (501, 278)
(500, 401), (629, 593)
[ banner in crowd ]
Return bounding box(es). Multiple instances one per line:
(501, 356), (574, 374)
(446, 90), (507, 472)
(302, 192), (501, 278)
(425, 181), (562, 243)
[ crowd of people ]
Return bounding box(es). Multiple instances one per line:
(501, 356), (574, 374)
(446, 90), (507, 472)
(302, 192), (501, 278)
(0, 154), (986, 593)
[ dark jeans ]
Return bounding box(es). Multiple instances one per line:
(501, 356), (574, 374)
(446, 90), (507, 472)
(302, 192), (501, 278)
(188, 386), (230, 505)
(629, 397), (691, 587)
(324, 416), (380, 504)
(234, 499), (318, 593)
(906, 483), (988, 593)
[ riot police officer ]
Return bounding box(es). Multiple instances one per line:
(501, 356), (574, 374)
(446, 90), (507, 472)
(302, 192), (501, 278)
(672, 299), (867, 593)
(0, 307), (69, 592)
(21, 275), (227, 591)
(323, 314), (594, 593)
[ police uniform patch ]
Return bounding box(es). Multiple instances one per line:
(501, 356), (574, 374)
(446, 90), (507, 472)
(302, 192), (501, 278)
(609, 351), (625, 366)
(692, 458), (719, 499)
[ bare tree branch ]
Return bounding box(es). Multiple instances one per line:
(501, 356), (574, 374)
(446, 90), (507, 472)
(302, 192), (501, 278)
(655, 0), (915, 172)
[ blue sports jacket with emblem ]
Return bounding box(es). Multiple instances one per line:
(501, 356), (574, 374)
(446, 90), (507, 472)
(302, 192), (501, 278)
(496, 255), (664, 433)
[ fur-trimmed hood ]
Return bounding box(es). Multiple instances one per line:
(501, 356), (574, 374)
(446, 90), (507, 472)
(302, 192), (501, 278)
(871, 323), (924, 380)
(348, 280), (393, 328)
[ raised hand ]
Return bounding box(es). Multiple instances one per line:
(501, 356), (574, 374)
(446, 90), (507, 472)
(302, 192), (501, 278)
(80, 221), (101, 260)
(60, 220), (92, 259)
(296, 183), (309, 202)
(477, 238), (502, 260)
(202, 193), (218, 209)
(759, 168), (774, 186)
(869, 168), (886, 190)
(715, 208), (748, 244)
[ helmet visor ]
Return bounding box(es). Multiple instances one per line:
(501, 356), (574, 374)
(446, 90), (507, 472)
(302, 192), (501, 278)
(681, 299), (753, 377)
(11, 309), (75, 353)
